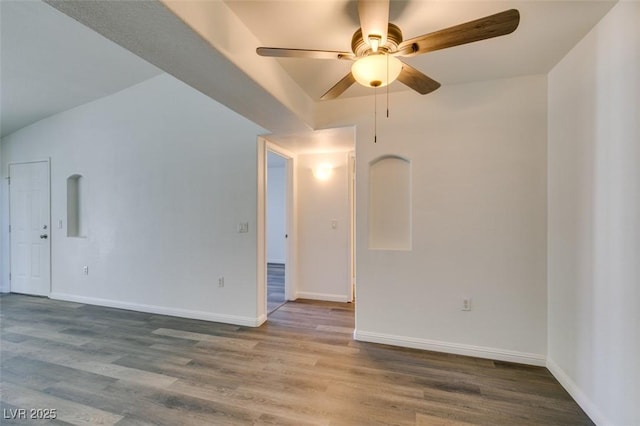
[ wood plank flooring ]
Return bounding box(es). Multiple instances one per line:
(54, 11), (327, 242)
(267, 263), (286, 315)
(0, 294), (593, 425)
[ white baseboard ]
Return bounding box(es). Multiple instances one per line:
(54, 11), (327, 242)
(296, 291), (350, 303)
(546, 358), (606, 425)
(49, 293), (263, 327)
(354, 330), (546, 366)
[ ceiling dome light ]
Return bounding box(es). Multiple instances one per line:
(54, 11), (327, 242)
(351, 54), (402, 88)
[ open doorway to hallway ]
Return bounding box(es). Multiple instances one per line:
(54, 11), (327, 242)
(259, 127), (356, 322)
(266, 150), (289, 314)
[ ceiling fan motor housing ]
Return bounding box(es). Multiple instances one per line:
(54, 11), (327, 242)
(351, 23), (403, 56)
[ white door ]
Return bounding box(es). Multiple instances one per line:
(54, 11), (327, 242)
(9, 161), (51, 296)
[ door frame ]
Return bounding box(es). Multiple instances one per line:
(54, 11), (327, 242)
(8, 159), (52, 296)
(257, 138), (297, 323)
(348, 151), (356, 302)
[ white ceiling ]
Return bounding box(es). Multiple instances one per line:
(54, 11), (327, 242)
(0, 1), (161, 137)
(0, 0), (616, 150)
(226, 0), (616, 100)
(265, 126), (356, 155)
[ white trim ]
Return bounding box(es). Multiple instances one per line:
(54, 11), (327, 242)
(49, 293), (264, 327)
(257, 138), (267, 321)
(296, 291), (351, 303)
(348, 150), (355, 303)
(546, 358), (605, 425)
(265, 142), (296, 162)
(265, 141), (297, 303)
(255, 314), (267, 327)
(354, 330), (546, 366)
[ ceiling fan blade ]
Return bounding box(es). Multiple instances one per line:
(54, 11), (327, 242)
(397, 62), (441, 95)
(257, 47), (355, 60)
(320, 72), (356, 101)
(397, 9), (520, 57)
(358, 0), (390, 48)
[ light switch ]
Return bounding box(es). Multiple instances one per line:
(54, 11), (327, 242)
(462, 298), (472, 311)
(331, 220), (338, 229)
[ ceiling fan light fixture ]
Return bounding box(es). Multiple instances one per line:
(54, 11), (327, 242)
(351, 53), (402, 89)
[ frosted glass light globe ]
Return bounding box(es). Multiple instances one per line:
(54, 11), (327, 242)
(351, 54), (402, 88)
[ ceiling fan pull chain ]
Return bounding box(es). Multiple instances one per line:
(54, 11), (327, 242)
(386, 53), (390, 118)
(374, 86), (377, 143)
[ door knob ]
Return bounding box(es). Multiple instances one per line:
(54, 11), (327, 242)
(40, 234), (48, 239)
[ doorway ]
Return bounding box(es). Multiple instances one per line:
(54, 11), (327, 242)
(258, 129), (356, 324)
(266, 150), (288, 314)
(9, 160), (51, 296)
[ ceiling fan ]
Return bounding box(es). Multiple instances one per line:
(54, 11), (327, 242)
(257, 1), (520, 100)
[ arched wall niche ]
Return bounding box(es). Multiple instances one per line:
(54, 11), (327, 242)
(368, 155), (411, 250)
(67, 174), (87, 238)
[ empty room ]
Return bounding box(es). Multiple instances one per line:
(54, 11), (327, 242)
(1, 1), (638, 425)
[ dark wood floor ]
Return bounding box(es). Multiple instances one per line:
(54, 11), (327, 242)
(0, 294), (592, 425)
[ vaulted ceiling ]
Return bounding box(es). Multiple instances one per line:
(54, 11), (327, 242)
(0, 1), (161, 138)
(1, 0), (617, 140)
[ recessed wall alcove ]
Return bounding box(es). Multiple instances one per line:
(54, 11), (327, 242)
(368, 155), (411, 250)
(67, 174), (87, 237)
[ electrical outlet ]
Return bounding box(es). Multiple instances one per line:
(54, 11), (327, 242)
(82, 266), (89, 276)
(462, 298), (472, 311)
(218, 276), (224, 287)
(237, 222), (249, 233)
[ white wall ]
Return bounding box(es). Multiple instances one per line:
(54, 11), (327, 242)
(0, 74), (266, 325)
(266, 157), (286, 264)
(547, 3), (640, 425)
(318, 74), (548, 364)
(296, 151), (351, 302)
